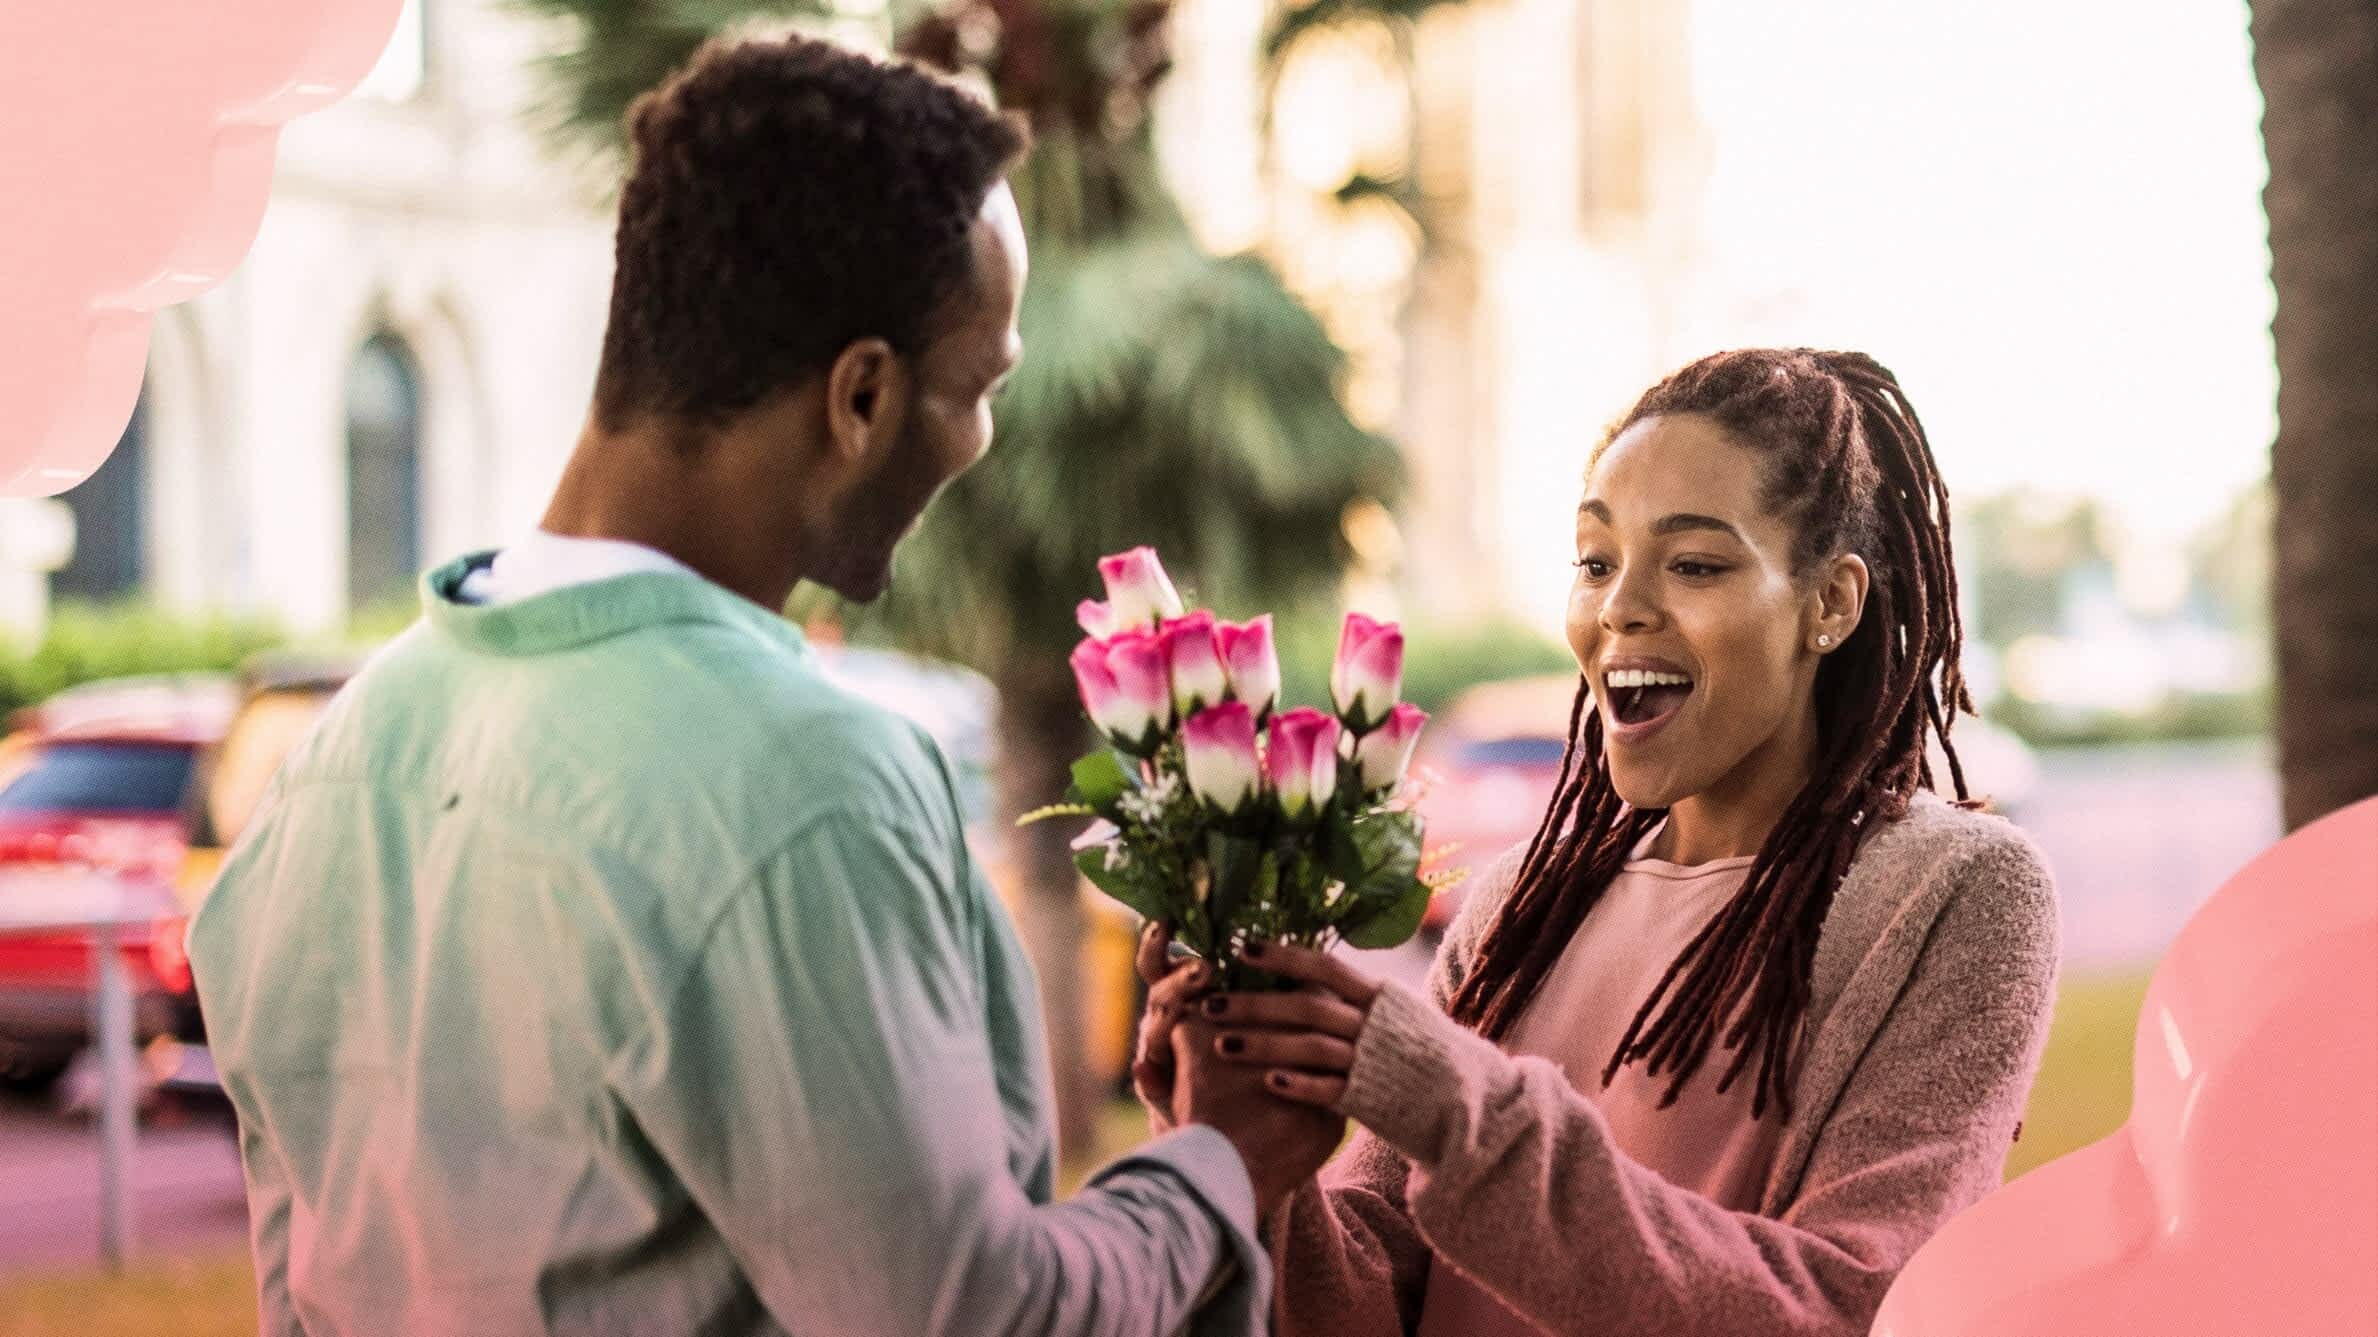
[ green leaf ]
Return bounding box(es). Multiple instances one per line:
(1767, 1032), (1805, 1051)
(1338, 877), (1431, 949)
(1341, 809), (1424, 904)
(1205, 831), (1265, 929)
(1320, 807), (1363, 885)
(1076, 846), (1169, 923)
(1068, 749), (1132, 811)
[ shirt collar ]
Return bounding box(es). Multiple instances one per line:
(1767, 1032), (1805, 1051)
(419, 550), (812, 661)
(480, 530), (702, 604)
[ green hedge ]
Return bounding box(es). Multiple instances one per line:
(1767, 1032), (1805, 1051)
(0, 601), (290, 719)
(1988, 687), (2271, 748)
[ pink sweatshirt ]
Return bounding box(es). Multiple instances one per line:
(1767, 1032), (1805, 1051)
(1270, 790), (2061, 1337)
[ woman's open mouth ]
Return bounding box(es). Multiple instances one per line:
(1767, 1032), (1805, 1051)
(1605, 668), (1694, 738)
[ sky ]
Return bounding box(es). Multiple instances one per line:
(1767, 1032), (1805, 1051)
(1682, 0), (2277, 544)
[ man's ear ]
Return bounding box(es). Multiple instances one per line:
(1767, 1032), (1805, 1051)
(823, 337), (911, 464)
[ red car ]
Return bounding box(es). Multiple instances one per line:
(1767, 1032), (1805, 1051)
(0, 676), (235, 1092)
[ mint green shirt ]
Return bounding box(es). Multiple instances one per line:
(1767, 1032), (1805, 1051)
(189, 552), (1265, 1336)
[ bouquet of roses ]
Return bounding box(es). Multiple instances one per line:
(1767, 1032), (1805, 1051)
(1025, 546), (1463, 989)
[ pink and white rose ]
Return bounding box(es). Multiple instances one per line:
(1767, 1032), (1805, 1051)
(1331, 612), (1406, 733)
(1351, 702), (1428, 792)
(1077, 599), (1121, 640)
(1161, 611), (1231, 718)
(1071, 629), (1171, 752)
(1214, 615), (1280, 718)
(1098, 547), (1186, 630)
(1182, 701), (1262, 812)
(1265, 707), (1342, 819)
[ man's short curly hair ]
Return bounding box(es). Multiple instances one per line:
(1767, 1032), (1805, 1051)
(592, 36), (1028, 432)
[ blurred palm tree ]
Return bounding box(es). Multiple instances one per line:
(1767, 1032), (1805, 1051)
(514, 0), (1406, 1151)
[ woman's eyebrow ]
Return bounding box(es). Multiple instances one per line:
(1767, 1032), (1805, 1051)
(1577, 500), (1744, 541)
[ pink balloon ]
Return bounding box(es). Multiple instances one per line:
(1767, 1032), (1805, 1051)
(1874, 796), (2378, 1336)
(0, 0), (407, 496)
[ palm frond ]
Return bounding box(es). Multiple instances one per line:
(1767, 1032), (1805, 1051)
(505, 0), (837, 158)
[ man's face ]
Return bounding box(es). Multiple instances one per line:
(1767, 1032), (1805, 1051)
(809, 183), (1027, 603)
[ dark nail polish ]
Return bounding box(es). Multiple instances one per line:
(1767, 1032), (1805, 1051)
(1244, 940), (1267, 959)
(1202, 996), (1227, 1017)
(1268, 1072), (1290, 1090)
(1220, 1035), (1244, 1055)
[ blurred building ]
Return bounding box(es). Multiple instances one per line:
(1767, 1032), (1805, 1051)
(3, 0), (1730, 645)
(1160, 0), (1719, 628)
(0, 0), (615, 644)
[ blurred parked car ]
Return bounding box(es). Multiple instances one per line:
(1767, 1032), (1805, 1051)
(1410, 675), (1577, 937)
(176, 650), (369, 909)
(1410, 673), (2041, 938)
(0, 674), (236, 1092)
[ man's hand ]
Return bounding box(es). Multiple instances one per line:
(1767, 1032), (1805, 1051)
(1171, 1016), (1345, 1219)
(1132, 922), (1209, 1134)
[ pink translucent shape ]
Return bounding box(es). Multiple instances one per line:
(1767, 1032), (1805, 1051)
(0, 0), (407, 496)
(1874, 796), (2378, 1336)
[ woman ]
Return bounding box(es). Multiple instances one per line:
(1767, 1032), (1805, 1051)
(1138, 347), (2060, 1335)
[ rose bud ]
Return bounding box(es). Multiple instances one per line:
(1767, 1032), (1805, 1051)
(1103, 629), (1174, 750)
(1214, 614), (1280, 719)
(1265, 706), (1343, 820)
(1352, 702), (1428, 792)
(1331, 611), (1406, 734)
(1070, 638), (1129, 741)
(1162, 611), (1230, 718)
(1182, 701), (1262, 813)
(1077, 599), (1121, 640)
(1098, 546), (1186, 630)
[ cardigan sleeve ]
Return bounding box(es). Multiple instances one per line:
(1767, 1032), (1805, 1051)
(1268, 845), (1529, 1337)
(1334, 832), (2060, 1337)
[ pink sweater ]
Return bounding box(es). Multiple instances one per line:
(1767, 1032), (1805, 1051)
(1271, 790), (2061, 1336)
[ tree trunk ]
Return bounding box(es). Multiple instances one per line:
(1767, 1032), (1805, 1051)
(2251, 0), (2378, 831)
(995, 659), (1100, 1161)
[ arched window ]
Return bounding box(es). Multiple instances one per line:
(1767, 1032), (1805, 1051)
(54, 388), (148, 603)
(345, 332), (425, 613)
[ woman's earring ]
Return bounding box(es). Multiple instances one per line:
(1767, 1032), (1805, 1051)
(1816, 634), (1833, 649)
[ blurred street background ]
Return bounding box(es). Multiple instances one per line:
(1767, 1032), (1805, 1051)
(1, 0), (2366, 1330)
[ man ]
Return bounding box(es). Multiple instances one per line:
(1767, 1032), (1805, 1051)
(190, 35), (1335, 1336)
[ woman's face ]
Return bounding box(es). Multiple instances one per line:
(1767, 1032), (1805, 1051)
(1566, 412), (1862, 812)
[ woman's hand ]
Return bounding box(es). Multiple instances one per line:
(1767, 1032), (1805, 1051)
(1200, 938), (1383, 1108)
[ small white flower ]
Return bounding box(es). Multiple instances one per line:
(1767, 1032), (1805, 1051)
(1104, 845), (1129, 872)
(1323, 881), (1346, 907)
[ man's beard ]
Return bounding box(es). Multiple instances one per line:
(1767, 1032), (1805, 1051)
(807, 415), (946, 604)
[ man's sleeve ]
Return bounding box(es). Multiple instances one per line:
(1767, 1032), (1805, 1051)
(232, 1106), (301, 1336)
(607, 804), (1271, 1336)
